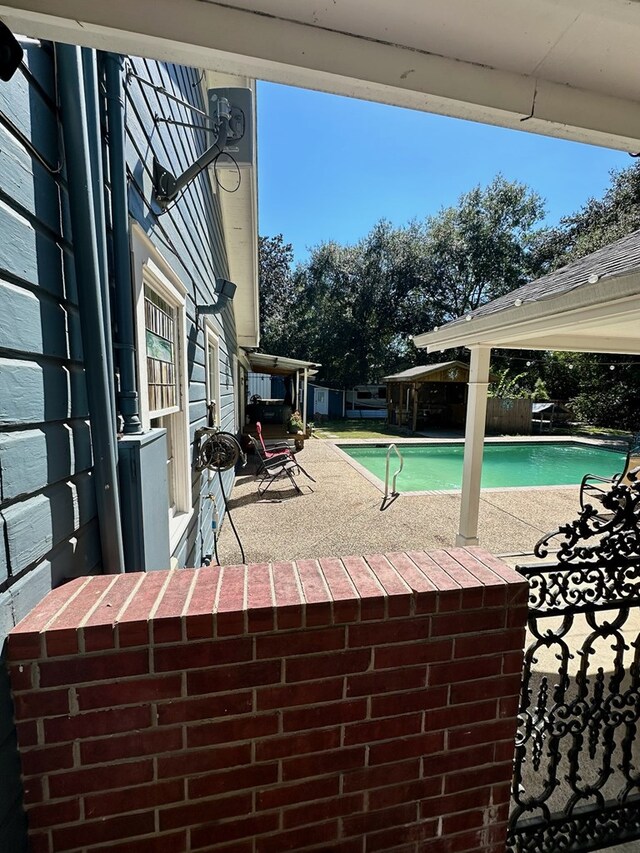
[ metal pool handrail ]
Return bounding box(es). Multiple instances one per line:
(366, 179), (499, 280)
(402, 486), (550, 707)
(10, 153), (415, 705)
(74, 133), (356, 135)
(384, 443), (404, 501)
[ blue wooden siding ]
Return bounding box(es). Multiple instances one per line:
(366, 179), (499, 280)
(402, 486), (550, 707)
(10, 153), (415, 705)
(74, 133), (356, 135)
(0, 46), (242, 851)
(0, 43), (99, 853)
(124, 57), (239, 567)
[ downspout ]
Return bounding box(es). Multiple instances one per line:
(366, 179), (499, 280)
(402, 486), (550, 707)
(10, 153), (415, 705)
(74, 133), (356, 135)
(81, 47), (117, 435)
(102, 52), (141, 435)
(55, 43), (124, 574)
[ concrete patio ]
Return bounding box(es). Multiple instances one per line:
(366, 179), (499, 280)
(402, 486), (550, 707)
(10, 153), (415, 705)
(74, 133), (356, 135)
(216, 437), (580, 565)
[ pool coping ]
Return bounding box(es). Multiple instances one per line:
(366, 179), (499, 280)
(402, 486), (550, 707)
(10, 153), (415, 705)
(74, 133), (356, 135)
(329, 435), (625, 497)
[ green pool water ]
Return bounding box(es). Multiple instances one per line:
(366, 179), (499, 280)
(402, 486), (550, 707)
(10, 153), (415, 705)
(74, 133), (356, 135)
(341, 442), (626, 491)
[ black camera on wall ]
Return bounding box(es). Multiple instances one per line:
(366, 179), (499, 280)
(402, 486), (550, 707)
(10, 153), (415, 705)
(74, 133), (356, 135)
(0, 21), (23, 82)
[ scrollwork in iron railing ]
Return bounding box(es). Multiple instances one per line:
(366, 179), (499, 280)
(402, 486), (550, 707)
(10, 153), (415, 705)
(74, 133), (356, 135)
(508, 801), (640, 853)
(519, 476), (640, 614)
(508, 470), (640, 852)
(509, 623), (640, 851)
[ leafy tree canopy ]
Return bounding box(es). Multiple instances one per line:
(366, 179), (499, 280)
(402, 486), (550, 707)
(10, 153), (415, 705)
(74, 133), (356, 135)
(529, 160), (640, 274)
(258, 234), (301, 355)
(425, 175), (545, 319)
(258, 162), (640, 430)
(258, 176), (545, 387)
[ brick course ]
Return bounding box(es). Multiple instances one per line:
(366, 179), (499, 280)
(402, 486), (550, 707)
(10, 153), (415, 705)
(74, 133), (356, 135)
(6, 547), (527, 852)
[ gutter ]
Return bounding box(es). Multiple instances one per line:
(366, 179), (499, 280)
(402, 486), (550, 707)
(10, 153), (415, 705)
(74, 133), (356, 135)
(55, 44), (124, 574)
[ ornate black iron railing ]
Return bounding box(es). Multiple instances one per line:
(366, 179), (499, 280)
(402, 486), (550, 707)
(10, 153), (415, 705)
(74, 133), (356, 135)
(508, 474), (640, 853)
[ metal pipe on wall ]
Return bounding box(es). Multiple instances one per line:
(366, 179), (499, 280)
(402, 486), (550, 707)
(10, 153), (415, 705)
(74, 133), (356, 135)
(81, 47), (117, 436)
(102, 51), (142, 435)
(55, 43), (125, 574)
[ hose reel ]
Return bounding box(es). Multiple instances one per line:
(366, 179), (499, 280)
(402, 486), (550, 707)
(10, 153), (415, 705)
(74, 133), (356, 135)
(193, 427), (243, 472)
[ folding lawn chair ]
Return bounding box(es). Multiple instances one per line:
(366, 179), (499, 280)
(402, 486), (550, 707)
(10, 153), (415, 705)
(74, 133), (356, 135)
(580, 432), (640, 511)
(256, 421), (295, 459)
(247, 436), (315, 496)
(251, 426), (316, 486)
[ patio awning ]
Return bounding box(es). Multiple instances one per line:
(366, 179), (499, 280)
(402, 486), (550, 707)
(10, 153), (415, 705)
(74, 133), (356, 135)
(412, 228), (640, 548)
(245, 351), (320, 434)
(246, 351), (320, 377)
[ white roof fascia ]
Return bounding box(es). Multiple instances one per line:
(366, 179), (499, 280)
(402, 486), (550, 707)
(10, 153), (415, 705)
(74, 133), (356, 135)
(205, 71), (260, 350)
(413, 272), (640, 353)
(494, 335), (640, 355)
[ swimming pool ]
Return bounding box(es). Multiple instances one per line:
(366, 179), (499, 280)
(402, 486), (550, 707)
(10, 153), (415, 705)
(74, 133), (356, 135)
(339, 441), (626, 492)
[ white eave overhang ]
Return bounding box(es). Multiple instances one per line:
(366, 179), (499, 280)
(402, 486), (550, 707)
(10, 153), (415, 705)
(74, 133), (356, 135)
(3, 0), (640, 150)
(206, 71), (260, 350)
(413, 271), (640, 356)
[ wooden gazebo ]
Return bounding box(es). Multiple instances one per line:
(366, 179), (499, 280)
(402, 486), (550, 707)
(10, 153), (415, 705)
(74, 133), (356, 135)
(384, 361), (470, 432)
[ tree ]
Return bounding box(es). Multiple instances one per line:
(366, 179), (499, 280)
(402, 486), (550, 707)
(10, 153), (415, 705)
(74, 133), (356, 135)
(529, 160), (640, 274)
(259, 166), (640, 429)
(258, 234), (300, 354)
(424, 175), (545, 321)
(262, 177), (546, 388)
(292, 221), (441, 387)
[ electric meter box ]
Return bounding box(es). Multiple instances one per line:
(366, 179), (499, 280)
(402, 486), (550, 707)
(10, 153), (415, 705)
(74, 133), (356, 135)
(208, 87), (254, 167)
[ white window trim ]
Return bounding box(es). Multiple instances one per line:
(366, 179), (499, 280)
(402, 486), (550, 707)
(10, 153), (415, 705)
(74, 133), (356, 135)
(143, 271), (181, 420)
(131, 222), (193, 552)
(204, 321), (221, 428)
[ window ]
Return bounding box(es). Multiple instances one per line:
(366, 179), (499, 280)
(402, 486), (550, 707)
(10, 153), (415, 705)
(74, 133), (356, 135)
(357, 390), (373, 400)
(131, 224), (192, 551)
(205, 324), (221, 427)
(145, 286), (178, 415)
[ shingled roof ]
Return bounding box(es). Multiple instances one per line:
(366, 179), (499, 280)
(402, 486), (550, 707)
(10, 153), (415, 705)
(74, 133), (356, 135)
(383, 361), (468, 382)
(447, 227), (640, 328)
(413, 227), (640, 356)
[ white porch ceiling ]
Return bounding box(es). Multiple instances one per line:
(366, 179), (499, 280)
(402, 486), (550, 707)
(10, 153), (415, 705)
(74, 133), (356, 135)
(2, 0), (640, 149)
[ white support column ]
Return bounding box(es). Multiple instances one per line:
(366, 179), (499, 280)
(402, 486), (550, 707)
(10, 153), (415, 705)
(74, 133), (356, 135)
(302, 368), (308, 433)
(456, 346), (491, 547)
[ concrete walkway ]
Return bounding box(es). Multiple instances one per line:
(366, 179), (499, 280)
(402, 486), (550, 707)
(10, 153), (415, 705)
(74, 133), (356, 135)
(216, 437), (579, 565)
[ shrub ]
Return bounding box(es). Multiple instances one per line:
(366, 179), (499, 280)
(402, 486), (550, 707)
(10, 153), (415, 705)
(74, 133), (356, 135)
(570, 385), (640, 430)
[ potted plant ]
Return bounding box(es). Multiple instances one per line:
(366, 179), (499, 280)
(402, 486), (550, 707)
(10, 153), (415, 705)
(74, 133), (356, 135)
(287, 410), (304, 434)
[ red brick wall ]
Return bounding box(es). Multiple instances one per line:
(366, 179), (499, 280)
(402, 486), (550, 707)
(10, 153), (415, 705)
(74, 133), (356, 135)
(6, 547), (528, 853)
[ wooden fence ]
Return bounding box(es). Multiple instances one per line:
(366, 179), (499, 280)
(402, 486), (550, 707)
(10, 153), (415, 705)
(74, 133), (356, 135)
(486, 398), (532, 434)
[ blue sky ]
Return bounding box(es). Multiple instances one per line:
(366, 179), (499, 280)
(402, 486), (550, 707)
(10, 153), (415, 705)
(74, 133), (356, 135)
(257, 81), (630, 265)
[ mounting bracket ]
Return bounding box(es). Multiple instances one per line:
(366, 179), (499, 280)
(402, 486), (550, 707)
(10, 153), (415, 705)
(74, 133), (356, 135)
(152, 95), (245, 209)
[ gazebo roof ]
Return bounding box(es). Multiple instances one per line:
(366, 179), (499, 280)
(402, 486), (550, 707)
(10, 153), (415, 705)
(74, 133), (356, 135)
(414, 228), (640, 356)
(383, 361), (469, 382)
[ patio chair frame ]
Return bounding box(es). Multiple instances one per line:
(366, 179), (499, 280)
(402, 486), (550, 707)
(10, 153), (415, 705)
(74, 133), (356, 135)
(580, 433), (640, 510)
(246, 435), (315, 496)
